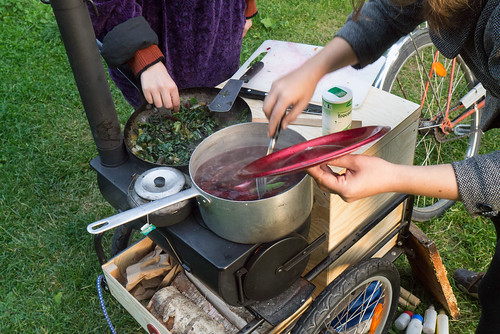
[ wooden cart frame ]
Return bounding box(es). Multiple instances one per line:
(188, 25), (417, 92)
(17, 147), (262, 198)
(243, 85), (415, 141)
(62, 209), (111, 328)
(100, 190), (457, 334)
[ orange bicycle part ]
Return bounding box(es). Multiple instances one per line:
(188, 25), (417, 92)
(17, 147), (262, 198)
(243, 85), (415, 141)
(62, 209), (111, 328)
(421, 51), (478, 135)
(368, 303), (384, 334)
(420, 50), (440, 111)
(432, 61), (447, 77)
(438, 58), (457, 134)
(448, 99), (485, 130)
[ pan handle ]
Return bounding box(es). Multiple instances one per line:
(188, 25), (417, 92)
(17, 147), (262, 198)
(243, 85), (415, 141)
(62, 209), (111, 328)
(87, 187), (201, 234)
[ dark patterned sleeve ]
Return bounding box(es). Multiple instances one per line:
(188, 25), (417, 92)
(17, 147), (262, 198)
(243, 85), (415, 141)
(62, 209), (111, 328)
(86, 1), (158, 68)
(87, 0), (143, 41)
(452, 151), (500, 217)
(101, 17), (158, 68)
(485, 4), (500, 84)
(335, 0), (425, 68)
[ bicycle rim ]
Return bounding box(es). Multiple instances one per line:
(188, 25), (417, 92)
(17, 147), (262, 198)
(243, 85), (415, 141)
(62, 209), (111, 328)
(292, 259), (399, 334)
(382, 28), (481, 221)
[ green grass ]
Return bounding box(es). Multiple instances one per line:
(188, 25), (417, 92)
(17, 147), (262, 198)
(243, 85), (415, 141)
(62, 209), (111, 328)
(1, 0), (498, 333)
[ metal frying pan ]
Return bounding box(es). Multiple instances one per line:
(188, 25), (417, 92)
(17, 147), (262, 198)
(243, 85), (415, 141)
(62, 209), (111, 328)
(123, 87), (252, 171)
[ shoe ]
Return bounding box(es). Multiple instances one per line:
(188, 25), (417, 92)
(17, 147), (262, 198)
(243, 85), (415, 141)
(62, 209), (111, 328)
(453, 268), (484, 299)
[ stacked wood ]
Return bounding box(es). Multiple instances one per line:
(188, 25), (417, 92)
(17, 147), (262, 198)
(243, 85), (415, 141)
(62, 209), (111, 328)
(171, 272), (239, 333)
(148, 285), (227, 334)
(124, 245), (180, 301)
(399, 287), (421, 310)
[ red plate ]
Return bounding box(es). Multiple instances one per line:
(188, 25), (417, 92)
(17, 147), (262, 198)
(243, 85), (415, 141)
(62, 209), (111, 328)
(239, 125), (390, 178)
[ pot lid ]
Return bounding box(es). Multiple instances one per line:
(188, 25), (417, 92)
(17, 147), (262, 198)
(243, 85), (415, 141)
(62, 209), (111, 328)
(134, 167), (186, 201)
(239, 125), (390, 178)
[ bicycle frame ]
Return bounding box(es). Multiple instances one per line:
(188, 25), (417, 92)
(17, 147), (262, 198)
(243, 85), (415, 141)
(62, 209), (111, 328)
(421, 49), (486, 135)
(373, 24), (486, 138)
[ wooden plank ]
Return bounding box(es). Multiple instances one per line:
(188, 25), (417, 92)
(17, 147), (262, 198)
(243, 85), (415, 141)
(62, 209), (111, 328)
(269, 297), (313, 334)
(406, 223), (460, 319)
(102, 238), (172, 334)
(307, 201), (403, 293)
(304, 117), (419, 291)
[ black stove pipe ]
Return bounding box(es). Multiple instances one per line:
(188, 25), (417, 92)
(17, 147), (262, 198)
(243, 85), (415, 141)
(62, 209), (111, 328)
(49, 0), (127, 167)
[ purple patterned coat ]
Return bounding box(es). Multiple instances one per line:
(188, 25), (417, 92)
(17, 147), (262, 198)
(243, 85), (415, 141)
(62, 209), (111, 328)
(87, 0), (248, 108)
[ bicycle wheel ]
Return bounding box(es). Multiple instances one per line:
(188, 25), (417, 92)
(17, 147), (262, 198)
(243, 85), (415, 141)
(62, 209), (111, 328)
(110, 224), (135, 257)
(380, 26), (481, 221)
(110, 221), (146, 257)
(291, 259), (400, 334)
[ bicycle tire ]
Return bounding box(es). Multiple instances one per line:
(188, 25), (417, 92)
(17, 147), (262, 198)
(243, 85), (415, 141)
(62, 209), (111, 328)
(291, 259), (400, 334)
(379, 26), (482, 221)
(110, 223), (145, 257)
(110, 224), (134, 257)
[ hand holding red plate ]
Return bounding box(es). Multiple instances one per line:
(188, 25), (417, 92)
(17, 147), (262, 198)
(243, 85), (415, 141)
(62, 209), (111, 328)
(238, 125), (390, 178)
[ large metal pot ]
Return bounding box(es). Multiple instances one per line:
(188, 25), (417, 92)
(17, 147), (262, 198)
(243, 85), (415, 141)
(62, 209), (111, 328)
(124, 87), (252, 172)
(88, 123), (313, 244)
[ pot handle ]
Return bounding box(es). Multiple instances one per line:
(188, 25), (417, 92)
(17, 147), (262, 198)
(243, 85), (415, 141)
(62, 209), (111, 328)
(87, 187), (201, 234)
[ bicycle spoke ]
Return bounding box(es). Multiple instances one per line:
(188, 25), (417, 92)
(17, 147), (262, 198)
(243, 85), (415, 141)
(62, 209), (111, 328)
(380, 26), (481, 220)
(320, 281), (387, 333)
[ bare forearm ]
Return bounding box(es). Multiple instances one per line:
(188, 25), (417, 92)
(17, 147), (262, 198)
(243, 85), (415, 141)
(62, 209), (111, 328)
(388, 163), (460, 201)
(302, 37), (359, 83)
(263, 37), (358, 135)
(308, 155), (460, 203)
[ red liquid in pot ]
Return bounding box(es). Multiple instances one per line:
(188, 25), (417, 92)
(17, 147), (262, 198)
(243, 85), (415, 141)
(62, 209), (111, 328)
(194, 146), (304, 201)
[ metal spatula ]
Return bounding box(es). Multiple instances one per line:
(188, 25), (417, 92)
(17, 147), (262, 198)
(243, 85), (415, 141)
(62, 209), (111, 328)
(209, 61), (264, 112)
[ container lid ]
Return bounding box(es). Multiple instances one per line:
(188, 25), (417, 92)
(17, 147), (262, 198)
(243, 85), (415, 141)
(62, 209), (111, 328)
(323, 86), (352, 104)
(412, 314), (424, 322)
(134, 167), (186, 201)
(239, 125), (390, 178)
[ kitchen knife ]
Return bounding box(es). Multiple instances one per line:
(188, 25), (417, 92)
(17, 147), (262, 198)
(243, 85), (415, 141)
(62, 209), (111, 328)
(238, 87), (323, 115)
(209, 61), (264, 112)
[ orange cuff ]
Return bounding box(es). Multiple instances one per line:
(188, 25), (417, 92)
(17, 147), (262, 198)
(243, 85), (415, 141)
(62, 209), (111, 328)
(127, 44), (165, 77)
(245, 0), (257, 18)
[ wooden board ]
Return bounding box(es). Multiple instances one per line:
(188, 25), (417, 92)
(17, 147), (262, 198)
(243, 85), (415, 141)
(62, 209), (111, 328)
(306, 196), (404, 294)
(241, 85), (424, 299)
(102, 238), (172, 334)
(406, 223), (460, 319)
(303, 110), (420, 291)
(233, 40), (386, 108)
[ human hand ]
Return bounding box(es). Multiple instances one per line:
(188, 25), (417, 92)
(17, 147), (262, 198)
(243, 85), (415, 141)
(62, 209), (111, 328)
(307, 154), (393, 203)
(307, 154), (460, 203)
(262, 37), (359, 137)
(140, 62), (180, 112)
(242, 19), (252, 38)
(262, 66), (318, 136)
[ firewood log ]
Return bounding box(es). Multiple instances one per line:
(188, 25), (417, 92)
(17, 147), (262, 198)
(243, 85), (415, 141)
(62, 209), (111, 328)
(171, 272), (238, 333)
(148, 286), (226, 334)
